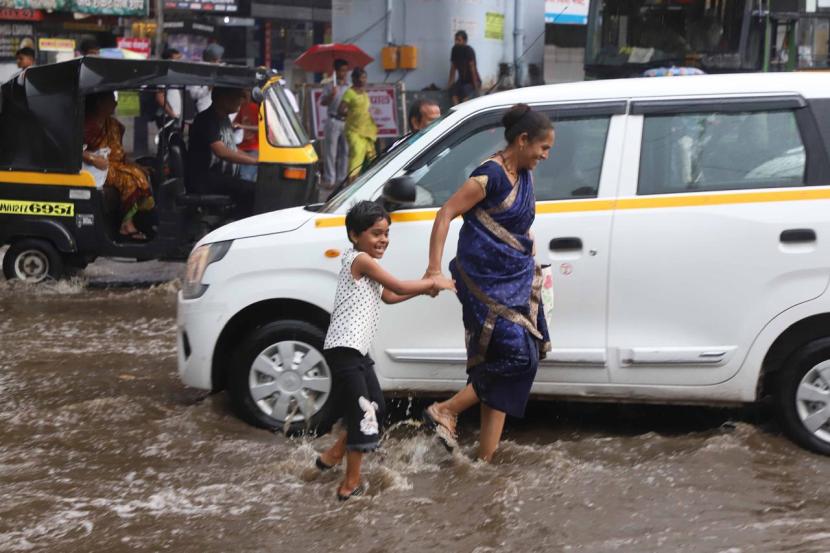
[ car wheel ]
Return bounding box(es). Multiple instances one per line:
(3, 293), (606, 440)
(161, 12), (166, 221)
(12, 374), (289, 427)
(774, 337), (830, 455)
(2, 238), (65, 283)
(228, 319), (334, 434)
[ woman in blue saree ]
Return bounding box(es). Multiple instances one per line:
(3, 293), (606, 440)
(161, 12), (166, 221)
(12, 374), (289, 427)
(423, 104), (554, 462)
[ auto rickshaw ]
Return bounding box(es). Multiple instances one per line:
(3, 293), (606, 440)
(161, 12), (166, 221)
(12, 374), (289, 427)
(0, 57), (318, 282)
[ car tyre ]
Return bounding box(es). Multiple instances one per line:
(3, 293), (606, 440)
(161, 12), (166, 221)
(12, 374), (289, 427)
(2, 238), (65, 283)
(774, 337), (830, 455)
(228, 319), (335, 435)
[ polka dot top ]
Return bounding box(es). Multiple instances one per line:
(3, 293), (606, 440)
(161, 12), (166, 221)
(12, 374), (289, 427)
(324, 248), (384, 355)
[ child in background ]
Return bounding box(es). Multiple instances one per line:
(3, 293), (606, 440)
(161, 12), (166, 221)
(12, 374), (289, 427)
(315, 200), (455, 500)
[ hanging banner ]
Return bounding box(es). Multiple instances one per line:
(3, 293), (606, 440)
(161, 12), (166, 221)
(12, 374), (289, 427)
(0, 0), (147, 16)
(545, 0), (590, 25)
(309, 84), (400, 140)
(117, 37), (151, 57)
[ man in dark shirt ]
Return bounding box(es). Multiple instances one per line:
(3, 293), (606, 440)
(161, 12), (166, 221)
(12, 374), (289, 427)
(448, 30), (480, 106)
(187, 87), (257, 215)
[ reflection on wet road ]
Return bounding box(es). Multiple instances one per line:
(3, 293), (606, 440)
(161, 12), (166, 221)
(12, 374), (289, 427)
(1, 280), (829, 552)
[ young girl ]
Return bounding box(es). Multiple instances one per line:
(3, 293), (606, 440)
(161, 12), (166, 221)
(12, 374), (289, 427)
(315, 200), (455, 500)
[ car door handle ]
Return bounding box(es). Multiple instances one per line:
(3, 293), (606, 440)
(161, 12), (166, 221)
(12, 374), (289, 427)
(780, 229), (816, 243)
(549, 237), (583, 251)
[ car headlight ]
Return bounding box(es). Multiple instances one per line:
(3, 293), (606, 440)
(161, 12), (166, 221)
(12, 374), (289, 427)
(182, 240), (232, 300)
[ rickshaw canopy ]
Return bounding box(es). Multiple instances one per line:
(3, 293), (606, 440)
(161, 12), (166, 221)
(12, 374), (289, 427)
(0, 57), (270, 174)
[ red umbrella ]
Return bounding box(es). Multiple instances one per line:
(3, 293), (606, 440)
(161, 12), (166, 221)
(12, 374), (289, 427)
(294, 43), (374, 74)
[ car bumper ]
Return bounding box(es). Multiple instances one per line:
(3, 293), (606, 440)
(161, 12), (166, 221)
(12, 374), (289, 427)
(177, 291), (227, 390)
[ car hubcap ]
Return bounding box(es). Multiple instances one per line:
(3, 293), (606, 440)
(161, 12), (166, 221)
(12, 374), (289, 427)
(248, 340), (331, 423)
(14, 249), (50, 283)
(795, 360), (830, 444)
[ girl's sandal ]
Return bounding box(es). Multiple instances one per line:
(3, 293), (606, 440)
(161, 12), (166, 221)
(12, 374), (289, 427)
(422, 403), (458, 452)
(315, 456), (336, 471)
(337, 482), (367, 501)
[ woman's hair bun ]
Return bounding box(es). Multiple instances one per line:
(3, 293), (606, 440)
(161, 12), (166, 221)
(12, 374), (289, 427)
(501, 103), (532, 131)
(501, 103), (552, 144)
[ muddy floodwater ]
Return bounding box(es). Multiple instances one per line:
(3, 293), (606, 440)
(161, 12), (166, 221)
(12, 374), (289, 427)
(2, 277), (830, 553)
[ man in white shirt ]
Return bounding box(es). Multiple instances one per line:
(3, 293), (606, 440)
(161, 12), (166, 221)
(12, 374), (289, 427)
(156, 48), (184, 124)
(189, 43), (224, 113)
(319, 58), (350, 201)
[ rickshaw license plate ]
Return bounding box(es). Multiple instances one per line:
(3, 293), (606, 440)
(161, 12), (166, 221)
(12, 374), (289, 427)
(0, 200), (74, 217)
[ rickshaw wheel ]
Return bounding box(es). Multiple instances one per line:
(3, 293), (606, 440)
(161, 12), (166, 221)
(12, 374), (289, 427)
(2, 238), (65, 283)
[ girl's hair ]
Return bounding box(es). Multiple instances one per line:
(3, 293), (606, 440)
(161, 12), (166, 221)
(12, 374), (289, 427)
(351, 67), (366, 83)
(346, 201), (390, 243)
(502, 103), (552, 144)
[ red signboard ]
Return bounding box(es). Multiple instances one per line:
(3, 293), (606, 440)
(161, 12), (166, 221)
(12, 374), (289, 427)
(0, 8), (43, 21)
(117, 37), (151, 57)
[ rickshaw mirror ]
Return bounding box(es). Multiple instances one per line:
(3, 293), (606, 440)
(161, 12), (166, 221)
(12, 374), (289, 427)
(251, 86), (264, 104)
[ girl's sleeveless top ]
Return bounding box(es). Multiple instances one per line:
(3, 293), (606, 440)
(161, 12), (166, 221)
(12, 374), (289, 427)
(324, 249), (383, 355)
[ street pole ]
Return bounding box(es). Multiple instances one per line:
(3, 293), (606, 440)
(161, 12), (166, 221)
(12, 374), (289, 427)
(514, 0), (525, 88)
(154, 0), (164, 57)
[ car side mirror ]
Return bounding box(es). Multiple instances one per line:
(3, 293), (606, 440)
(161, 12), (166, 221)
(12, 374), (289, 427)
(381, 175), (416, 209)
(251, 86), (264, 103)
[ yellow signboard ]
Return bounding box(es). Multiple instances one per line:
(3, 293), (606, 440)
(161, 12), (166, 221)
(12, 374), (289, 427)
(38, 38), (76, 52)
(485, 12), (505, 40)
(0, 199), (74, 217)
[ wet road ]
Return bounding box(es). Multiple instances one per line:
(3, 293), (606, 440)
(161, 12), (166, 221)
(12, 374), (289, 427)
(1, 276), (830, 552)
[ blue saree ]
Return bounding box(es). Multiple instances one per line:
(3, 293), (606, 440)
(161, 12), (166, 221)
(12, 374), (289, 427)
(449, 159), (551, 418)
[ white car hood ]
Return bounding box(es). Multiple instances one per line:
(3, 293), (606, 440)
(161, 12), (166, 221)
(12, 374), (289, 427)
(196, 206), (316, 247)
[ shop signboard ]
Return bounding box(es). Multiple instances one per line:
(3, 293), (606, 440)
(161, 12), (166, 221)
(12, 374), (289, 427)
(117, 37), (151, 57)
(545, 0), (590, 25)
(163, 0), (238, 12)
(0, 0), (147, 16)
(38, 37), (75, 51)
(0, 21), (33, 59)
(0, 7), (43, 19)
(309, 84), (400, 140)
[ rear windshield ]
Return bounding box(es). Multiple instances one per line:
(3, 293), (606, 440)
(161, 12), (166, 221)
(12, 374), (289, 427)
(264, 85), (309, 147)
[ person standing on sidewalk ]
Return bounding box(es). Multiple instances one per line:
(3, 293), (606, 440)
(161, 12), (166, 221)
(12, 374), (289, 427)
(448, 30), (480, 106)
(339, 67), (377, 184)
(319, 59), (350, 201)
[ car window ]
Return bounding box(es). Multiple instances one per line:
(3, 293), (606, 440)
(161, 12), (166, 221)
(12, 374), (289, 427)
(535, 116), (610, 200)
(406, 123), (505, 208)
(405, 112), (611, 208)
(638, 110), (806, 195)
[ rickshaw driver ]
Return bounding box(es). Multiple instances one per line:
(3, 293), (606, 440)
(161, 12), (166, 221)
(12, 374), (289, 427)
(187, 87), (257, 216)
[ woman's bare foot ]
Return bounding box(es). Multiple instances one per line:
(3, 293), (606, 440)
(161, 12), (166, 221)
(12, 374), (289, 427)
(425, 403), (458, 438)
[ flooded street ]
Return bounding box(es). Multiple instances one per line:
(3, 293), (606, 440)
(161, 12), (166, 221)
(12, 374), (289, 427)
(2, 275), (830, 553)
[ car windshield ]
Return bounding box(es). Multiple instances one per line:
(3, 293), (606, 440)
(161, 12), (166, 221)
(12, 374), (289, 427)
(264, 85), (309, 147)
(320, 115), (448, 213)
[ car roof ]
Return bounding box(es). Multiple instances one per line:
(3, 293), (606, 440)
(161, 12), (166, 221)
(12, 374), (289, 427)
(453, 72), (830, 116)
(8, 57), (265, 95)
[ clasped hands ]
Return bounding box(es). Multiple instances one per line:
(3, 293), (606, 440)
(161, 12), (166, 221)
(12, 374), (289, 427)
(424, 269), (456, 297)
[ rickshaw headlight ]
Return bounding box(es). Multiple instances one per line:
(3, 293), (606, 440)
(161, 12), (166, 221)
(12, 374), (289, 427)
(182, 240), (232, 300)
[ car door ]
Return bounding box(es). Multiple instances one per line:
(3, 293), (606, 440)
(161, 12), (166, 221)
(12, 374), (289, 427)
(608, 96), (830, 386)
(372, 102), (624, 387)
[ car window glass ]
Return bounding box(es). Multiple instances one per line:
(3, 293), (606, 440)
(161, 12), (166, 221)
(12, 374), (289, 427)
(407, 124), (505, 208)
(639, 110), (806, 195)
(534, 116), (609, 200)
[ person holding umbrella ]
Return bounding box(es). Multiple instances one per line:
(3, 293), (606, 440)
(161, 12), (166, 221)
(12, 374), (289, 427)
(319, 59), (350, 201)
(338, 67), (377, 184)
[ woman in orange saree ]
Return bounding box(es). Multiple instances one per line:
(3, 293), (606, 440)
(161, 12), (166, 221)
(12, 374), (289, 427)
(83, 91), (155, 240)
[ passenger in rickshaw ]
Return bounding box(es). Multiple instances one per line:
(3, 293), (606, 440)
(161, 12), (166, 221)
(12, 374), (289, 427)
(187, 86), (257, 215)
(83, 91), (156, 240)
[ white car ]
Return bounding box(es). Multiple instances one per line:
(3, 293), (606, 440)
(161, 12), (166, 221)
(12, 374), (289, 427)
(178, 73), (830, 455)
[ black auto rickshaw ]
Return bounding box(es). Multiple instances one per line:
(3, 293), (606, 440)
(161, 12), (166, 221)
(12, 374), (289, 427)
(0, 57), (318, 282)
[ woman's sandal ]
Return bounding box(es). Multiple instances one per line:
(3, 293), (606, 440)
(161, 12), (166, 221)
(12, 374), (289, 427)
(315, 456), (335, 471)
(422, 403), (459, 452)
(337, 482), (367, 501)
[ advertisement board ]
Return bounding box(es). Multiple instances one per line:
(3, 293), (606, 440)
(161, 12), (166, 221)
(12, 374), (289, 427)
(0, 21), (33, 59)
(163, 0), (238, 12)
(117, 37), (151, 57)
(0, 0), (146, 15)
(545, 0), (590, 25)
(310, 85), (400, 140)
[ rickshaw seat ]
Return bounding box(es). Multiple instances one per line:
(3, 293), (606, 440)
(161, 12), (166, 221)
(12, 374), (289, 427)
(164, 132), (233, 209)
